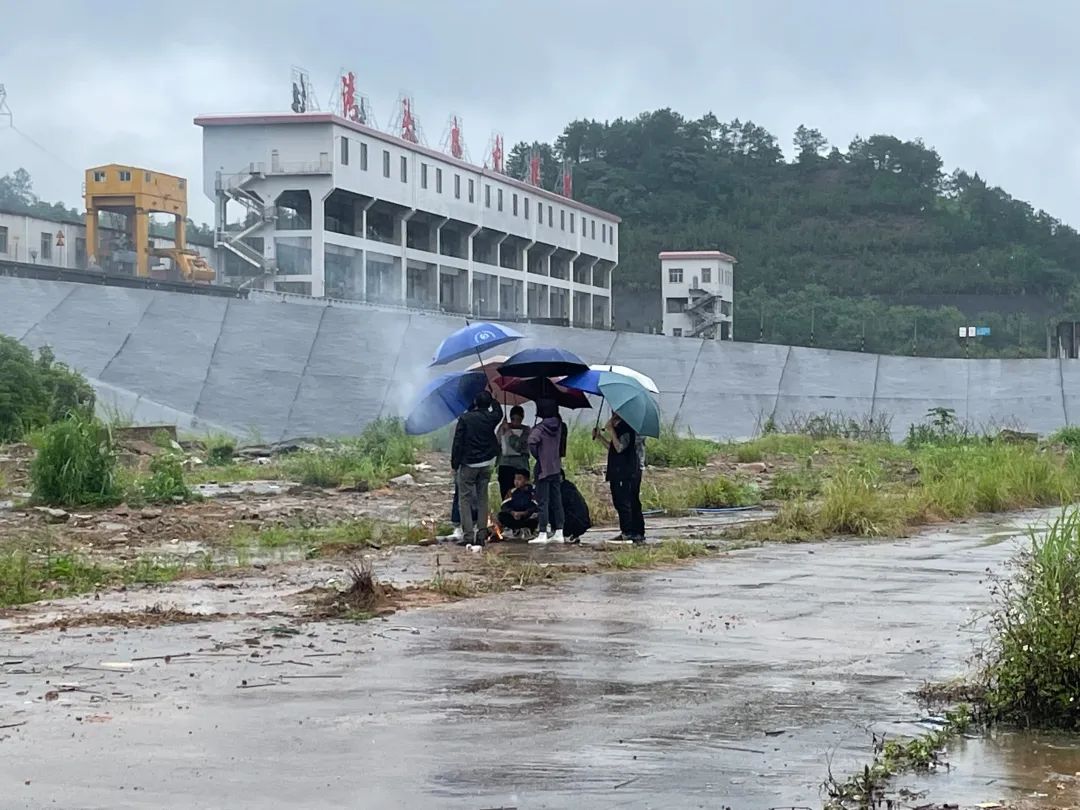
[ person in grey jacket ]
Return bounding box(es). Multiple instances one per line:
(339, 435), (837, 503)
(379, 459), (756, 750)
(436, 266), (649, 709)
(451, 390), (502, 545)
(528, 398), (565, 545)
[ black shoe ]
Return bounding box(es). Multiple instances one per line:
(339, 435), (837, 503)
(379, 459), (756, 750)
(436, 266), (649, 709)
(629, 536), (647, 545)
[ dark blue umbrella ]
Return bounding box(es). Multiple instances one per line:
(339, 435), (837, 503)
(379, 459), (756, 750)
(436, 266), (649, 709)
(404, 371), (488, 435)
(429, 322), (525, 367)
(497, 347), (589, 379)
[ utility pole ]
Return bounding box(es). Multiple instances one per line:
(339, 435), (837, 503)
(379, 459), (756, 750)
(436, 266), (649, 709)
(810, 304), (815, 347)
(912, 318), (918, 356)
(0, 84), (11, 128)
(860, 315), (866, 352)
(759, 302), (764, 342)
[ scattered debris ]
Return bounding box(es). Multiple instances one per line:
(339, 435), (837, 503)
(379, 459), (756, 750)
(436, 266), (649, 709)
(33, 506), (69, 523)
(389, 473), (415, 487)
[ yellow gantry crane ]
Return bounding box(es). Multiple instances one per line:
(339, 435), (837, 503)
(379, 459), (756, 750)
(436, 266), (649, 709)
(84, 164), (215, 283)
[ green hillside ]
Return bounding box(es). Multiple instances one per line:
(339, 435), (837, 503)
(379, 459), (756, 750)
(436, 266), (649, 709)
(511, 110), (1080, 357)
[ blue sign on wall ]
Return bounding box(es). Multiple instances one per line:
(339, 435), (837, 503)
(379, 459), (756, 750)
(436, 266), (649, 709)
(975, 326), (991, 336)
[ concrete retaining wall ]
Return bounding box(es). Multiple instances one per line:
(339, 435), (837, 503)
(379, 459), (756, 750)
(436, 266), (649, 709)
(0, 276), (1072, 442)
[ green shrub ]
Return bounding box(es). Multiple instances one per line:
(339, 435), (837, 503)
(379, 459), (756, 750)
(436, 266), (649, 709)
(983, 509), (1080, 729)
(766, 468), (822, 499)
(280, 418), (419, 489)
(1049, 426), (1080, 448)
(646, 425), (717, 468)
(202, 433), (237, 465)
(644, 474), (759, 513)
(141, 453), (194, 503)
(815, 467), (908, 537)
(734, 444), (764, 463)
(0, 338), (94, 442)
(30, 413), (120, 506)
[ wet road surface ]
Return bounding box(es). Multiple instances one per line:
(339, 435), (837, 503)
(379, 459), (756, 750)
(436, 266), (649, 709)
(0, 513), (1058, 809)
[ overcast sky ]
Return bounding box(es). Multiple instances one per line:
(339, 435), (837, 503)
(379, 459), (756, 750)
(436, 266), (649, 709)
(1, 0), (1076, 226)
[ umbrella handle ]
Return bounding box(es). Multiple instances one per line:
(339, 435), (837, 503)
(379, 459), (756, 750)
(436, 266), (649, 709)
(594, 396), (606, 429)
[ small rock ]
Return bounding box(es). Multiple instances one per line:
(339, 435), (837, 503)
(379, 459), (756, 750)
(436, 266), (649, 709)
(389, 473), (415, 487)
(44, 690), (59, 702)
(114, 505), (131, 517)
(34, 507), (69, 523)
(737, 462), (768, 474)
(139, 507), (163, 519)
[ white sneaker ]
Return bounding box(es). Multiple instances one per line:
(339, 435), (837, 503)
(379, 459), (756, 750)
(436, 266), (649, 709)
(450, 526), (463, 541)
(552, 530), (565, 544)
(529, 532), (551, 545)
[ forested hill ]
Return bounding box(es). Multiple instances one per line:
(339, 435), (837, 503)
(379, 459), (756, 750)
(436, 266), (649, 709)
(509, 110), (1080, 357)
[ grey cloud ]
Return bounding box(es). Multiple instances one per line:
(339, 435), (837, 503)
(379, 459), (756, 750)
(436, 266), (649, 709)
(1, 0), (1078, 226)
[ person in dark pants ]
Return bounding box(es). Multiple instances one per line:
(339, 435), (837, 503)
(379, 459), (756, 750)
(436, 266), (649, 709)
(497, 470), (539, 538)
(594, 413), (646, 543)
(497, 405), (530, 499)
(528, 398), (565, 545)
(451, 390), (502, 545)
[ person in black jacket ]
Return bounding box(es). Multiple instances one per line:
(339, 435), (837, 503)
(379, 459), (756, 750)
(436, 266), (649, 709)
(451, 390), (502, 544)
(497, 470), (540, 538)
(594, 413), (646, 543)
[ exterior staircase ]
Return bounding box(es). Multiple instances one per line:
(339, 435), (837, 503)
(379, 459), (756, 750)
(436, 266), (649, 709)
(215, 164), (276, 275)
(686, 286), (721, 338)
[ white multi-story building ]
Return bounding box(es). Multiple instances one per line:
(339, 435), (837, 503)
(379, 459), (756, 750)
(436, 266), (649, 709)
(196, 112), (620, 327)
(660, 250), (736, 339)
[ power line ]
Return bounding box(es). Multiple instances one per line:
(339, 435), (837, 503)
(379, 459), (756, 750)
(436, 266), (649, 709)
(0, 83), (80, 173)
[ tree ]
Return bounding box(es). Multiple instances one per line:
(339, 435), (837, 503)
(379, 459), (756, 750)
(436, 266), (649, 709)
(793, 125), (828, 163)
(0, 167), (36, 207)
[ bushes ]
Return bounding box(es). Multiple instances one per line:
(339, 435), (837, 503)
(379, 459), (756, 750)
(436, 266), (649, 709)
(141, 453), (194, 503)
(0, 338), (94, 442)
(279, 418), (419, 488)
(982, 509), (1080, 729)
(644, 474), (759, 514)
(30, 413), (120, 506)
(646, 425), (717, 468)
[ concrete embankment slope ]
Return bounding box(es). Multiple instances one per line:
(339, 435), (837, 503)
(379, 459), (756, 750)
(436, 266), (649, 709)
(0, 276), (1071, 441)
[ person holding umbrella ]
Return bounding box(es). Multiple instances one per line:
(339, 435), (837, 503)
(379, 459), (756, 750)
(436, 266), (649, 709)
(528, 398), (566, 545)
(594, 412), (646, 544)
(451, 390), (502, 545)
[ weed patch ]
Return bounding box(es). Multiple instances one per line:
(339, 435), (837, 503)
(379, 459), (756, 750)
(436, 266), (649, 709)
(140, 453), (196, 503)
(604, 539), (710, 570)
(0, 549), (183, 607)
(981, 508), (1080, 729)
(644, 475), (759, 514)
(29, 414), (121, 507)
(646, 425), (717, 468)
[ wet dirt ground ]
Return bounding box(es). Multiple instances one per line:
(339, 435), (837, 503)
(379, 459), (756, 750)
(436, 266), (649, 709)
(3, 511), (1073, 809)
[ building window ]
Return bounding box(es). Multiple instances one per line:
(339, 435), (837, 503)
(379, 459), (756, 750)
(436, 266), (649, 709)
(382, 150), (390, 177)
(420, 163), (428, 189)
(548, 206), (553, 227)
(560, 210), (565, 230)
(468, 179), (475, 203)
(666, 298), (688, 313)
(340, 137), (349, 165)
(570, 213), (575, 234)
(701, 267), (711, 284)
(118, 169), (131, 182)
(0, 225), (7, 254)
(454, 174), (461, 199)
(40, 231), (53, 262)
(512, 193), (518, 216)
(581, 217), (587, 237)
(591, 219), (596, 240)
(497, 189), (503, 211)
(400, 156), (408, 182)
(721, 300), (732, 316)
(75, 237), (86, 267)
(93, 170), (106, 182)
(436, 168), (443, 193)
(668, 267), (683, 283)
(672, 328), (683, 337)
(485, 184), (491, 208)
(524, 198), (530, 220)
(360, 143), (368, 170)
(145, 171), (152, 182)
(601, 223), (606, 242)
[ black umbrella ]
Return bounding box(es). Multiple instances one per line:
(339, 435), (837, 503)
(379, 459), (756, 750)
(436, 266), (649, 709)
(497, 347), (589, 379)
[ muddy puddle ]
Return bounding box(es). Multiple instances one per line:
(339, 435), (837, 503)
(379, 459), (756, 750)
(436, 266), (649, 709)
(2, 510), (1069, 809)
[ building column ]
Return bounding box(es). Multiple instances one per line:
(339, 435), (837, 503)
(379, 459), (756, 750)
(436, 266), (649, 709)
(360, 199), (376, 302)
(134, 208), (149, 278)
(310, 192), (326, 297)
(586, 256), (598, 288)
(434, 216), (449, 310)
(521, 239), (535, 320)
(466, 224), (482, 317)
(399, 208), (416, 303)
(568, 250), (580, 326)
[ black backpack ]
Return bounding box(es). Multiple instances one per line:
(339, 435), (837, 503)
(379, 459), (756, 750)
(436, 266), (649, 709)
(561, 477), (591, 540)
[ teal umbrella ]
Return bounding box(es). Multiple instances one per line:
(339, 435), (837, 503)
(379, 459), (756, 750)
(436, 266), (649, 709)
(597, 371), (661, 438)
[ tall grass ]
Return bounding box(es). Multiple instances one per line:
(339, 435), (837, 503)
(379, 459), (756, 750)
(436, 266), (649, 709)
(643, 474), (759, 514)
(982, 509), (1080, 729)
(279, 418), (419, 488)
(29, 413), (121, 507)
(0, 548), (182, 607)
(646, 425), (717, 468)
(564, 426), (605, 474)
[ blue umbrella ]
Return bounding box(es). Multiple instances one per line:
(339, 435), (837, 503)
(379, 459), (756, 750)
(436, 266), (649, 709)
(497, 347), (589, 379)
(429, 322), (525, 367)
(404, 371), (488, 435)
